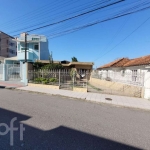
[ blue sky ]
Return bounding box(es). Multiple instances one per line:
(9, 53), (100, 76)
(0, 0), (150, 68)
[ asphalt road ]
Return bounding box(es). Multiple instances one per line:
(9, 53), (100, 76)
(0, 89), (150, 150)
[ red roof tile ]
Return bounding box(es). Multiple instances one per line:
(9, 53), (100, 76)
(97, 58), (130, 69)
(97, 55), (150, 69)
(123, 55), (150, 67)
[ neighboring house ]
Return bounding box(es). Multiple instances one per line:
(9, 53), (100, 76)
(0, 31), (17, 57)
(17, 33), (49, 62)
(96, 55), (150, 99)
(5, 33), (49, 64)
(36, 60), (94, 72)
(1, 32), (49, 83)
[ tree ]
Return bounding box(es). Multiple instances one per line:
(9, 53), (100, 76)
(42, 63), (63, 70)
(72, 57), (78, 62)
(33, 62), (44, 70)
(33, 51), (64, 70)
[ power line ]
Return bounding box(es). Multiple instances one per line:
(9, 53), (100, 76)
(0, 0), (121, 42)
(1, 0), (104, 32)
(39, 0), (148, 37)
(46, 3), (150, 38)
(26, 0), (124, 33)
(0, 0), (149, 46)
(93, 15), (150, 63)
(7, 0), (108, 34)
(0, 0), (68, 27)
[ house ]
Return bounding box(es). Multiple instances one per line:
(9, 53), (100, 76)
(95, 55), (150, 99)
(17, 33), (49, 62)
(0, 32), (49, 83)
(35, 60), (94, 72)
(4, 32), (49, 64)
(0, 31), (17, 57)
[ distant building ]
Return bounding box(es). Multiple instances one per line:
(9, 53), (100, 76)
(96, 55), (150, 99)
(17, 33), (49, 62)
(0, 31), (17, 57)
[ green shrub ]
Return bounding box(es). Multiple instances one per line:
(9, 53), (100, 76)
(42, 79), (49, 84)
(34, 78), (49, 84)
(34, 78), (42, 83)
(34, 77), (58, 84)
(49, 78), (58, 83)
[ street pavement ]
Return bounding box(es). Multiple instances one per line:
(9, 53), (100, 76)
(18, 86), (150, 111)
(0, 89), (150, 149)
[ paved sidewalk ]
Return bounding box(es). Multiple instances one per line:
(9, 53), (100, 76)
(0, 81), (25, 88)
(17, 86), (150, 111)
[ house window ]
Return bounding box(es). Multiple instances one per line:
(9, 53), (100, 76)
(21, 43), (29, 50)
(32, 38), (39, 41)
(18, 44), (20, 51)
(9, 43), (14, 46)
(34, 44), (39, 50)
(121, 70), (125, 76)
(132, 70), (137, 82)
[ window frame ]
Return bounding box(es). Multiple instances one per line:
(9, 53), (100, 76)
(34, 43), (39, 50)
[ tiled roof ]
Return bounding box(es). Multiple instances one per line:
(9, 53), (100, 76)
(97, 58), (130, 69)
(98, 55), (150, 69)
(124, 55), (150, 67)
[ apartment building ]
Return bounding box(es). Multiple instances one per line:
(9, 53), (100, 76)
(0, 31), (17, 57)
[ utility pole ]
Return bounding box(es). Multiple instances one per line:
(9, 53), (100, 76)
(25, 33), (27, 63)
(23, 32), (28, 86)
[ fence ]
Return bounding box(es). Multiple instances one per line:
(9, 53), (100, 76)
(28, 69), (90, 90)
(91, 71), (145, 86)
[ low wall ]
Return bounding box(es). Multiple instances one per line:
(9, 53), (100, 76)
(28, 83), (88, 93)
(28, 83), (59, 89)
(73, 87), (87, 92)
(90, 77), (144, 98)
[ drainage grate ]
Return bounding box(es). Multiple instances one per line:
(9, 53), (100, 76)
(105, 98), (112, 101)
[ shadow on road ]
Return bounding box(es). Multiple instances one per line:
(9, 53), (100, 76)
(0, 108), (140, 149)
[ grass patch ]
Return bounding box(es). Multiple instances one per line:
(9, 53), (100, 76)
(88, 83), (103, 91)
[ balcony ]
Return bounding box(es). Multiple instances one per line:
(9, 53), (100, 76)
(17, 50), (39, 62)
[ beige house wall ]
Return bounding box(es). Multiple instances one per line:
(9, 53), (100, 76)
(75, 65), (92, 70)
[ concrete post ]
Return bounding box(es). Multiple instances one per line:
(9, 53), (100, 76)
(22, 63), (28, 86)
(59, 69), (60, 88)
(2, 64), (6, 81)
(144, 69), (150, 99)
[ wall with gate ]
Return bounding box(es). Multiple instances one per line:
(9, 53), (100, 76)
(89, 77), (144, 98)
(28, 69), (88, 91)
(0, 63), (28, 85)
